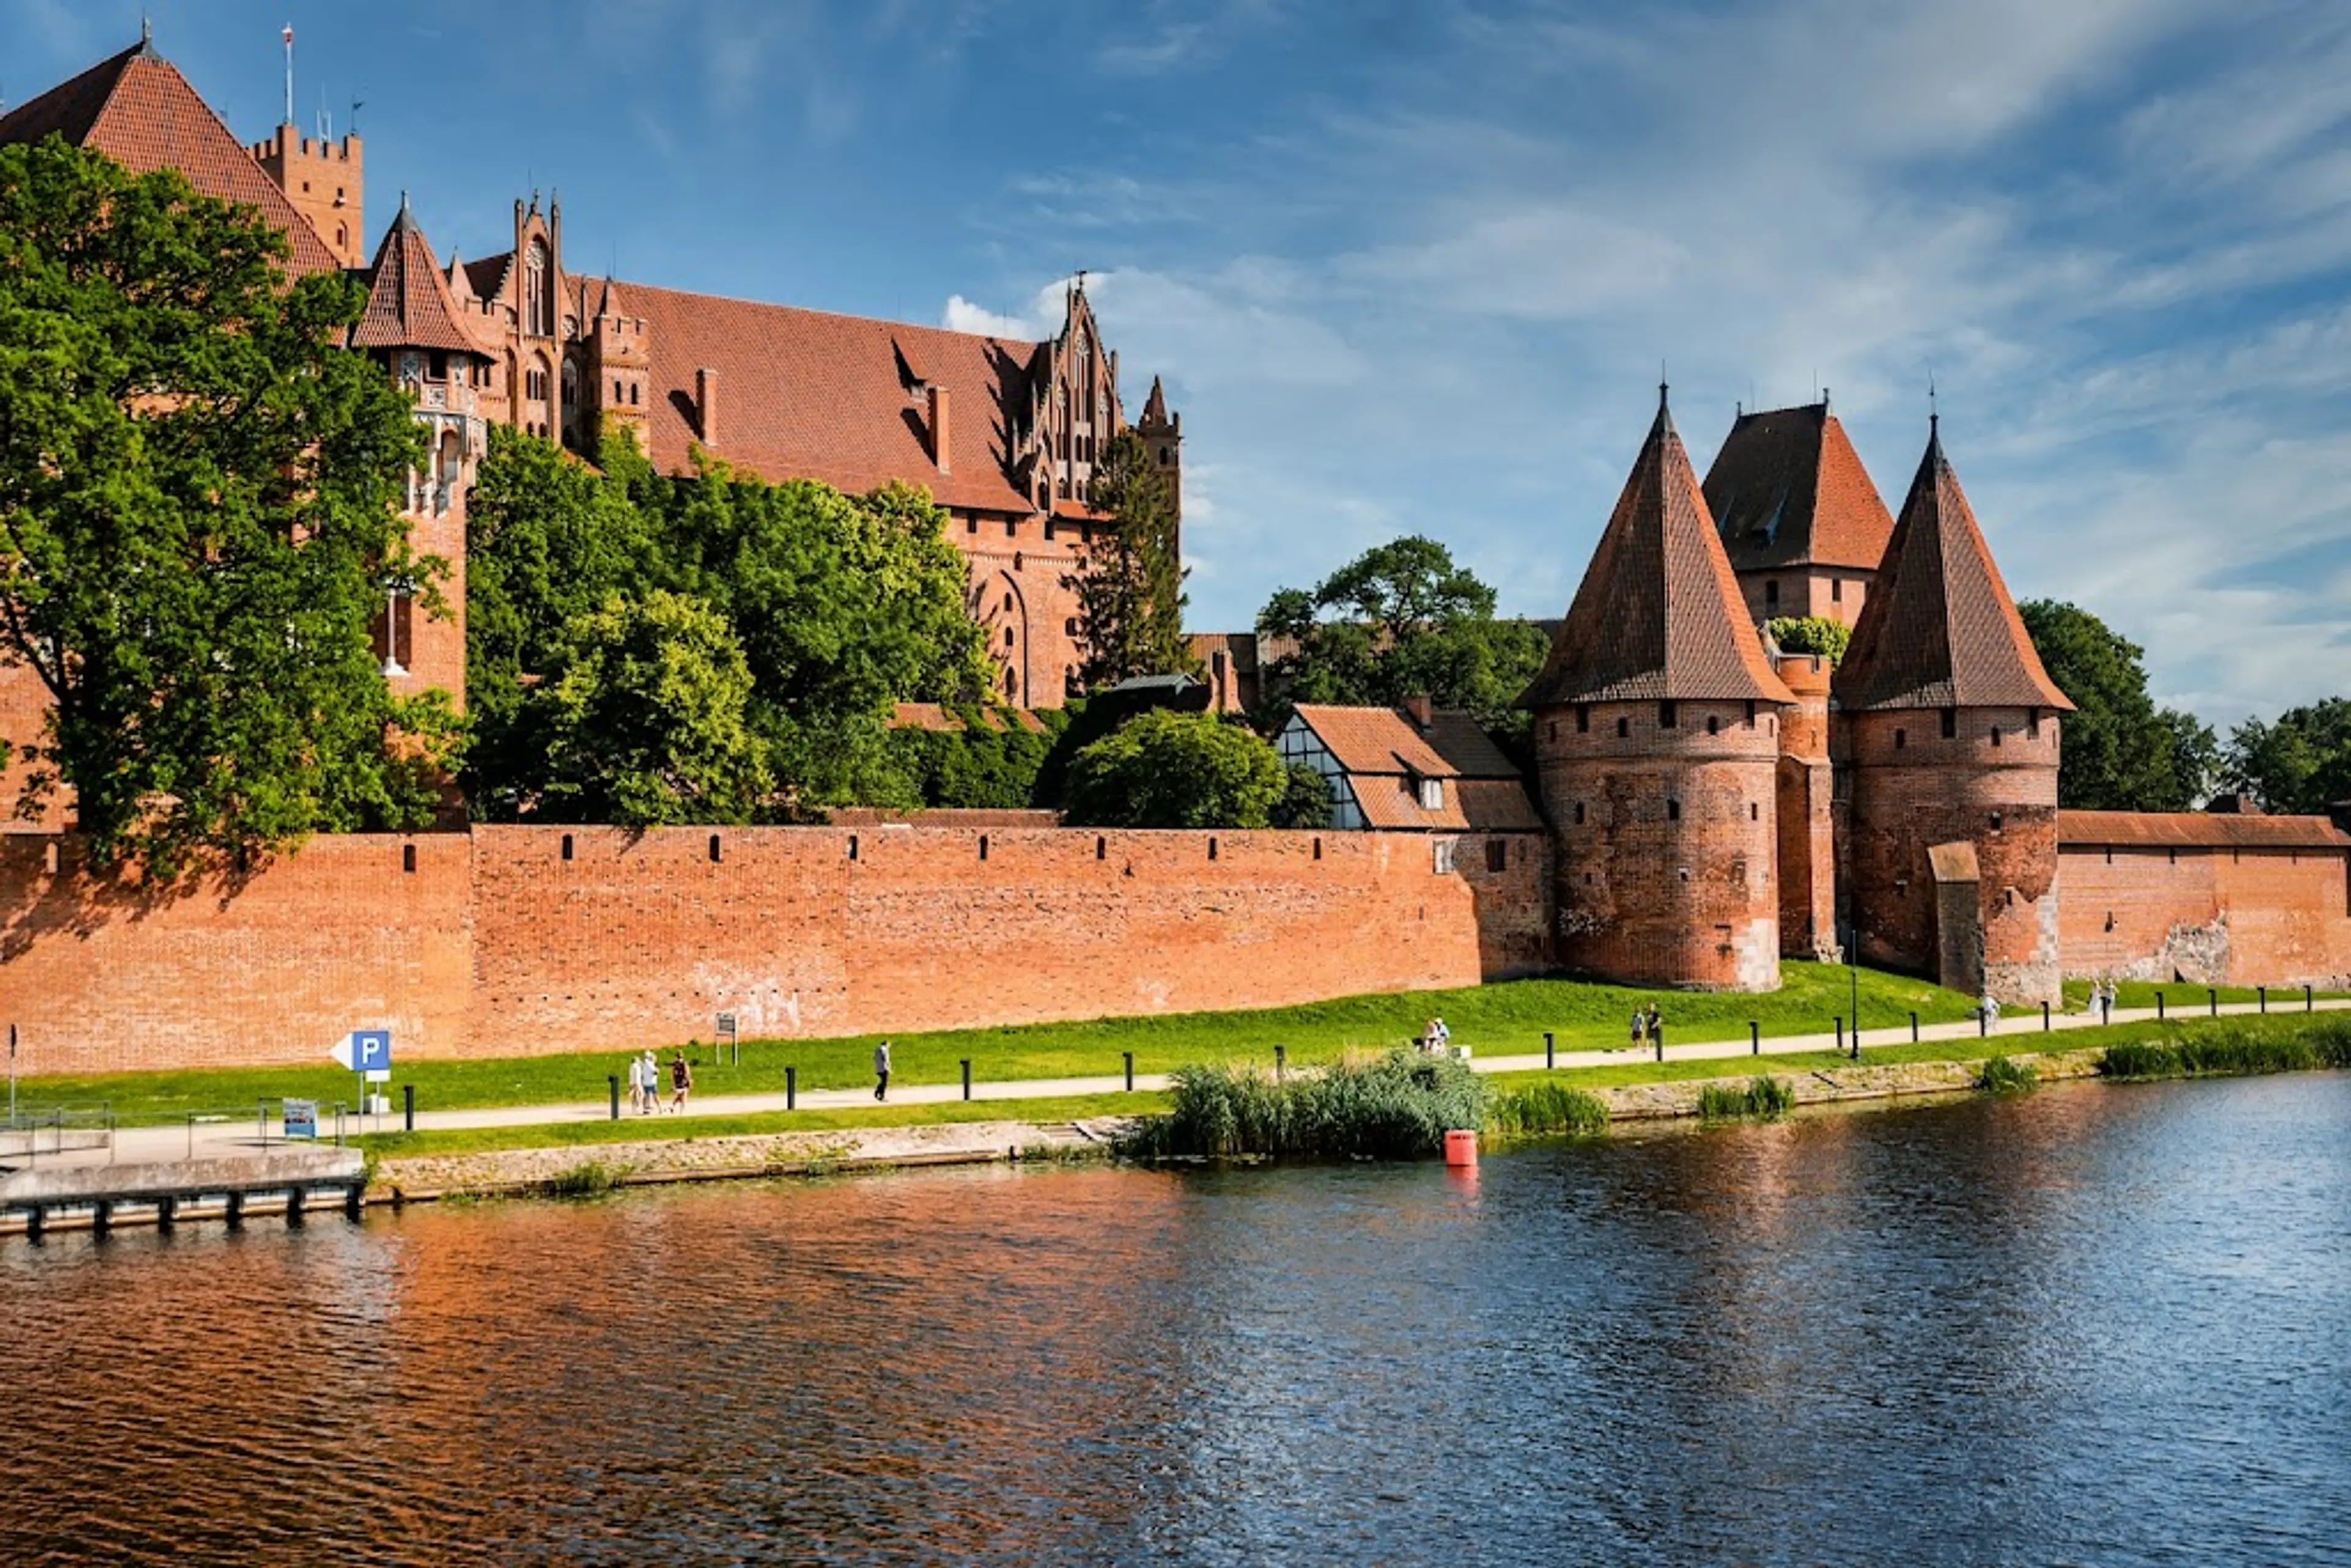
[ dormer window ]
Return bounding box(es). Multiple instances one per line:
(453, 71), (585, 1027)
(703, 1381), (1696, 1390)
(1419, 777), (1444, 811)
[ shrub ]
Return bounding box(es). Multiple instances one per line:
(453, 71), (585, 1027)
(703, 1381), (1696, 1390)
(1062, 709), (1286, 828)
(1765, 615), (1852, 666)
(1120, 1049), (1485, 1161)
(1697, 1076), (1795, 1122)
(1976, 1056), (2039, 1094)
(2098, 1017), (2351, 1079)
(1486, 1082), (1610, 1138)
(542, 1160), (618, 1198)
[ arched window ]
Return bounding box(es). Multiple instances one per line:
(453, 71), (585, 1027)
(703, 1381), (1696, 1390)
(524, 239), (551, 336)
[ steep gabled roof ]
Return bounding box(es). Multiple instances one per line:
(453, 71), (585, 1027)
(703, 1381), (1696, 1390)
(462, 251), (514, 304)
(1290, 705), (1522, 781)
(1702, 402), (1894, 572)
(1520, 392), (1793, 708)
(353, 202), (484, 355)
(0, 40), (341, 275)
(1833, 422), (2074, 713)
(619, 280), (1044, 513)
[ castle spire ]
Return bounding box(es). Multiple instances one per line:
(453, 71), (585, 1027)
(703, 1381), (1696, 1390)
(1833, 422), (2072, 713)
(1520, 392), (1792, 708)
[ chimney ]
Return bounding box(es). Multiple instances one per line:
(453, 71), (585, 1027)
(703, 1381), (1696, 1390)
(1403, 693), (1433, 731)
(928, 383), (951, 473)
(696, 367), (719, 448)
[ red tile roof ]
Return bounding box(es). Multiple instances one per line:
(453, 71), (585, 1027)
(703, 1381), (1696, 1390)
(2058, 810), (2351, 851)
(353, 205), (484, 355)
(611, 280), (1044, 514)
(1834, 424), (2074, 713)
(1290, 704), (1521, 781)
(1702, 402), (1895, 572)
(0, 41), (342, 276)
(1350, 775), (1545, 833)
(1521, 395), (1794, 708)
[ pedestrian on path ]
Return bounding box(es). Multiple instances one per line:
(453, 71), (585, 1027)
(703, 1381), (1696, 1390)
(640, 1049), (660, 1115)
(1645, 1003), (1665, 1052)
(624, 1051), (646, 1115)
(668, 1051), (692, 1113)
(1630, 1008), (1648, 1049)
(2099, 980), (2116, 1023)
(874, 1040), (892, 1101)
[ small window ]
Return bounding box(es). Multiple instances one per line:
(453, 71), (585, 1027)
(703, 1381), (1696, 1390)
(402, 844), (417, 874)
(848, 835), (860, 861)
(1433, 840), (1455, 874)
(1667, 799), (1682, 822)
(1831, 578), (1843, 604)
(1485, 839), (1509, 874)
(561, 833), (574, 861)
(1745, 700), (1757, 726)
(1419, 778), (1444, 811)
(1659, 701), (1678, 729)
(1313, 837), (1322, 861)
(614, 379), (623, 402)
(1617, 717), (1630, 738)
(1991, 727), (2003, 748)
(1003, 593), (1014, 613)
(708, 835), (722, 863)
(1990, 812), (2004, 832)
(1065, 617), (1079, 636)
(1895, 729), (1906, 750)
(1096, 836), (1107, 860)
(979, 835), (990, 861)
(1706, 715), (1719, 735)
(43, 842), (59, 876)
(1547, 721), (1558, 741)
(630, 383), (640, 406)
(1576, 705), (1590, 733)
(1941, 708), (1958, 739)
(1765, 580), (1780, 606)
(1573, 802), (1586, 825)
(1005, 519), (1018, 537)
(1004, 627), (1016, 647)
(967, 517), (978, 534)
(1750, 803), (1759, 821)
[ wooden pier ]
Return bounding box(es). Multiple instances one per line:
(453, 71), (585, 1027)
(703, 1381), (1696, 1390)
(0, 1149), (368, 1239)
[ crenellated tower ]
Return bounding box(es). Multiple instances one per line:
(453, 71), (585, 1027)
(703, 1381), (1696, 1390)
(250, 122), (364, 268)
(1520, 387), (1796, 990)
(1833, 418), (2073, 1003)
(584, 277), (652, 456)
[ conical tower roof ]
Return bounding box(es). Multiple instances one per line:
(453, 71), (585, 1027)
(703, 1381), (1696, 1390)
(1834, 421), (2073, 712)
(1520, 389), (1794, 708)
(0, 37), (341, 274)
(1139, 374), (1171, 426)
(353, 198), (484, 354)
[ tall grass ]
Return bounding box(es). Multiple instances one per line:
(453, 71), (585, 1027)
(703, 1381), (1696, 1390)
(1120, 1049), (1485, 1161)
(2099, 1016), (2351, 1081)
(1975, 1056), (2039, 1094)
(1697, 1076), (1796, 1122)
(1485, 1081), (1610, 1139)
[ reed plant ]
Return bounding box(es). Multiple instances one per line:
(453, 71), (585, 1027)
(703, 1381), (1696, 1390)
(1697, 1076), (1796, 1122)
(1485, 1081), (1610, 1139)
(2100, 1016), (2351, 1081)
(1120, 1049), (1485, 1161)
(542, 1160), (619, 1198)
(1975, 1056), (2039, 1094)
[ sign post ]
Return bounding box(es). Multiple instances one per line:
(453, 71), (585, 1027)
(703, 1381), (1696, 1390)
(716, 1013), (738, 1068)
(332, 1030), (394, 1120)
(7, 1023), (16, 1127)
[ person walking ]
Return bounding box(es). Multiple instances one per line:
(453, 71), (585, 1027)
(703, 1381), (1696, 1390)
(1645, 1003), (1665, 1053)
(624, 1051), (646, 1115)
(1629, 1008), (1648, 1050)
(668, 1051), (692, 1113)
(873, 1040), (892, 1102)
(640, 1049), (660, 1115)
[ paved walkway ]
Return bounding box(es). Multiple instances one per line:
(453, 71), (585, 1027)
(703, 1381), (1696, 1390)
(67, 995), (2351, 1168)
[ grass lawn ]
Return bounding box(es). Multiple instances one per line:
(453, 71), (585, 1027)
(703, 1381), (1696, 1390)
(354, 1092), (1168, 1161)
(13, 962), (1989, 1125)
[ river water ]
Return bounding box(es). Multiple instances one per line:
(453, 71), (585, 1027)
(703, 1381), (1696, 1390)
(3, 1075), (2346, 1566)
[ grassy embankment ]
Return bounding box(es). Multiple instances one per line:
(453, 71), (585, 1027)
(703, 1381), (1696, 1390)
(20, 961), (1993, 1126)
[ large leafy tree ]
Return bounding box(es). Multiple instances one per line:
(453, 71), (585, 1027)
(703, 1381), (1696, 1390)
(2223, 698), (2351, 814)
(539, 591), (771, 825)
(1070, 429), (1194, 689)
(1062, 709), (1284, 828)
(0, 137), (445, 876)
(1255, 536), (1547, 743)
(2019, 601), (2214, 811)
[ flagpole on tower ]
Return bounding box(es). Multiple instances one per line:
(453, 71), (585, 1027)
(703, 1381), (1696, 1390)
(282, 23), (295, 129)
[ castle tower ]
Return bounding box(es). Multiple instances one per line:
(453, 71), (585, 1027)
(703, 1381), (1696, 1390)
(1519, 387), (1796, 990)
(1703, 399), (1894, 629)
(1774, 651), (1839, 960)
(249, 123), (364, 268)
(585, 277), (652, 457)
(1137, 374), (1183, 529)
(352, 197), (493, 711)
(1833, 419), (2073, 1004)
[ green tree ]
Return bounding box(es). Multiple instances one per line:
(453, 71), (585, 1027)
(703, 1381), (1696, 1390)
(463, 424), (665, 818)
(1062, 710), (1284, 828)
(2019, 600), (2211, 811)
(1069, 429), (1194, 689)
(1764, 615), (1851, 665)
(2223, 699), (2351, 814)
(1255, 536), (1547, 745)
(0, 137), (446, 876)
(1270, 761), (1335, 829)
(539, 591), (771, 825)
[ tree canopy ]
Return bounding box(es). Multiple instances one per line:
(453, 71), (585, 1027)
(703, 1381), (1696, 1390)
(1765, 615), (1851, 665)
(2019, 601), (2214, 811)
(1061, 710), (1284, 828)
(1254, 536), (1547, 745)
(2222, 699), (2351, 814)
(1069, 429), (1194, 689)
(0, 137), (448, 876)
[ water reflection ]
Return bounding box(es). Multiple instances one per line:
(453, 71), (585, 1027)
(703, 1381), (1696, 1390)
(2, 1076), (2346, 1566)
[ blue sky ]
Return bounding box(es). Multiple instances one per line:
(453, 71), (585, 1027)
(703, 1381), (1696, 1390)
(8, 0), (2349, 726)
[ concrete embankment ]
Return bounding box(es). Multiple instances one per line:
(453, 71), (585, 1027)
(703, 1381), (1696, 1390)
(1592, 1046), (2107, 1122)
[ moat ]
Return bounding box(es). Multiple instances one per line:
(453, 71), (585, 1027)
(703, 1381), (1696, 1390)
(4, 1075), (2345, 1566)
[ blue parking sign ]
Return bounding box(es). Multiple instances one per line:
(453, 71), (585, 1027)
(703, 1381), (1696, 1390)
(351, 1029), (392, 1073)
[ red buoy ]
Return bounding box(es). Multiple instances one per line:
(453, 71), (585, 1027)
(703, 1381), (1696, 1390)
(1444, 1128), (1479, 1168)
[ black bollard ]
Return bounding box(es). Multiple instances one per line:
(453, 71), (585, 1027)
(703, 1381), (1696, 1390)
(1979, 1008), (1989, 1038)
(1276, 1044), (1288, 1082)
(1545, 1032), (1555, 1070)
(2042, 1001), (2051, 1032)
(786, 1065), (797, 1111)
(2308, 985), (2315, 1013)
(403, 1082), (415, 1133)
(2158, 991), (2165, 1021)
(1910, 1010), (1919, 1043)
(1123, 1051), (1134, 1092)
(2210, 988), (2218, 1018)
(961, 1059), (972, 1101)
(2259, 986), (2267, 1014)
(1834, 1015), (1843, 1051)
(1654, 1033), (1663, 1063)
(608, 1075), (620, 1120)
(1750, 1021), (1760, 1056)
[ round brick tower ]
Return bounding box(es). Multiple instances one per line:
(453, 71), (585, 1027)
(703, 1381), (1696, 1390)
(1832, 419), (2072, 1004)
(1520, 388), (1794, 990)
(1774, 652), (1838, 961)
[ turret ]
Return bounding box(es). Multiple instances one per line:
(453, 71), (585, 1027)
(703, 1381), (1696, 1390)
(250, 122), (364, 267)
(587, 277), (652, 457)
(1137, 374), (1182, 529)
(1832, 418), (2073, 1003)
(1703, 398), (1894, 629)
(1519, 387), (1795, 989)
